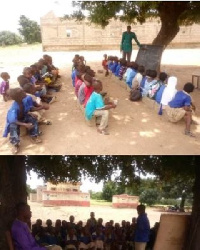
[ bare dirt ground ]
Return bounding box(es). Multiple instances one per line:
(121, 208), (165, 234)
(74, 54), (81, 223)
(0, 44), (200, 155)
(29, 201), (162, 228)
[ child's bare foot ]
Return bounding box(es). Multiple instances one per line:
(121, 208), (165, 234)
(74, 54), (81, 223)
(97, 128), (110, 135)
(12, 144), (20, 154)
(30, 136), (42, 144)
(185, 130), (195, 137)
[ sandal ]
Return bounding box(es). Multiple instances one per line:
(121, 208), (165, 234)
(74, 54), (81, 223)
(185, 130), (195, 137)
(30, 136), (42, 144)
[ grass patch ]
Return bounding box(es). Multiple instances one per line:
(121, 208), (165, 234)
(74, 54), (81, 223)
(90, 199), (112, 206)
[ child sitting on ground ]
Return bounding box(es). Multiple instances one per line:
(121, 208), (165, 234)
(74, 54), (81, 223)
(0, 72), (10, 101)
(75, 72), (84, 97)
(118, 59), (127, 80)
(153, 72), (168, 103)
(132, 65), (145, 89)
(166, 82), (195, 137)
(110, 57), (119, 75)
(3, 88), (42, 154)
(65, 228), (78, 250)
(125, 62), (138, 89)
(148, 71), (167, 99)
(83, 74), (94, 108)
(23, 83), (52, 125)
(102, 54), (109, 77)
(72, 54), (80, 70)
(85, 80), (117, 135)
(141, 69), (157, 97)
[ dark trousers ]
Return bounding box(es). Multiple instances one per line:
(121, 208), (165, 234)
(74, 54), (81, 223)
(122, 51), (132, 63)
(9, 114), (39, 145)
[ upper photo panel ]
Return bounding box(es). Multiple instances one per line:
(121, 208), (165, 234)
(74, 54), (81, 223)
(0, 1), (200, 155)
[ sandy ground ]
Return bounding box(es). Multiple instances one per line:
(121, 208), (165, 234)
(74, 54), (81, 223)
(0, 45), (200, 155)
(29, 201), (162, 228)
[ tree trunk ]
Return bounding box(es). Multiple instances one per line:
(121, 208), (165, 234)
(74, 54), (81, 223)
(179, 192), (186, 212)
(152, 2), (189, 47)
(186, 157), (200, 250)
(0, 156), (27, 250)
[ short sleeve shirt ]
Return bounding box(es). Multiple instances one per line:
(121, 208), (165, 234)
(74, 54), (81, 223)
(85, 92), (104, 120)
(168, 91), (191, 108)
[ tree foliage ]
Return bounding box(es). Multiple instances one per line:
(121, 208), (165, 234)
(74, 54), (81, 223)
(18, 15), (41, 44)
(69, 1), (200, 47)
(0, 31), (22, 46)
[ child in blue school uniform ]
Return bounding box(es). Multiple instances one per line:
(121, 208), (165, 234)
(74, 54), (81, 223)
(166, 82), (195, 137)
(3, 88), (42, 154)
(110, 57), (119, 74)
(125, 62), (138, 89)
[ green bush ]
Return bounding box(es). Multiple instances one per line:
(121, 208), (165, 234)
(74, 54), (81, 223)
(0, 31), (22, 46)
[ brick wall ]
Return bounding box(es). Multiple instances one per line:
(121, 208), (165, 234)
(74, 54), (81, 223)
(112, 194), (139, 208)
(41, 11), (200, 51)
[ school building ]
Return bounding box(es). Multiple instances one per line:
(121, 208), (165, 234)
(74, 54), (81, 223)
(40, 11), (200, 51)
(30, 182), (90, 207)
(112, 194), (139, 208)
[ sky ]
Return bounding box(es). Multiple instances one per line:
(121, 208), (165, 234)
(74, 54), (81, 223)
(0, 0), (74, 33)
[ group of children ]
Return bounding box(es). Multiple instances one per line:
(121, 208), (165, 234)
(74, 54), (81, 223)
(31, 212), (158, 250)
(102, 54), (196, 137)
(1, 54), (61, 154)
(71, 54), (117, 135)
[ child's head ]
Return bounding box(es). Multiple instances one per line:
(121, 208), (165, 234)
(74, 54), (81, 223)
(93, 80), (103, 93)
(103, 54), (107, 60)
(159, 72), (168, 82)
(114, 56), (119, 62)
(79, 56), (85, 61)
(138, 65), (145, 74)
(43, 54), (51, 63)
(86, 69), (96, 77)
(23, 67), (33, 79)
(83, 74), (93, 86)
(1, 72), (10, 81)
(183, 82), (194, 93)
(150, 70), (157, 79)
(129, 61), (138, 71)
(9, 88), (26, 102)
(46, 219), (52, 227)
(23, 83), (36, 95)
(146, 69), (157, 80)
(77, 64), (86, 74)
(17, 75), (30, 87)
(120, 59), (127, 67)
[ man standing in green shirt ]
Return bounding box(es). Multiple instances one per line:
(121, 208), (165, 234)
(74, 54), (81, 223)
(120, 25), (141, 62)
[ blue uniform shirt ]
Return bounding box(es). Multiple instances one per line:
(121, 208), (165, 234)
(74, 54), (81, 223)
(134, 213), (150, 243)
(3, 96), (33, 137)
(168, 91), (191, 108)
(126, 69), (137, 87)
